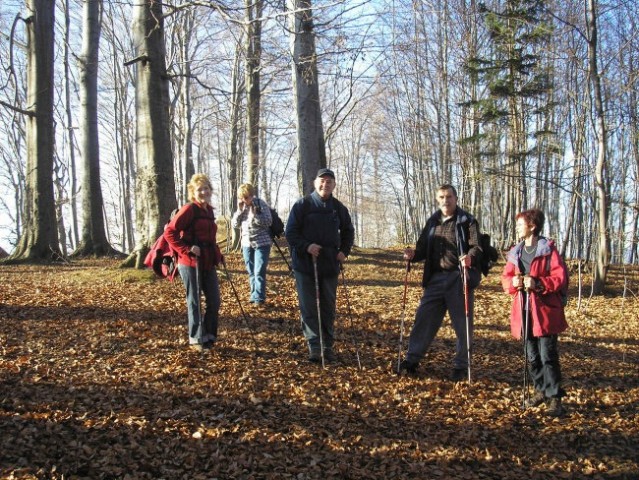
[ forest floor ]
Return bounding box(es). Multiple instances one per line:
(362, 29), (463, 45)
(0, 246), (638, 479)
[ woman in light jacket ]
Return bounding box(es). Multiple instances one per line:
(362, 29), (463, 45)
(501, 208), (568, 416)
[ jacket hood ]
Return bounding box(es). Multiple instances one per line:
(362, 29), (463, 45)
(507, 236), (555, 265)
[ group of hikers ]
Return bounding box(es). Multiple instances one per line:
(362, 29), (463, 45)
(163, 171), (569, 417)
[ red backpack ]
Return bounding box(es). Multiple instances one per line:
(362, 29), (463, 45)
(144, 204), (201, 281)
(144, 209), (180, 281)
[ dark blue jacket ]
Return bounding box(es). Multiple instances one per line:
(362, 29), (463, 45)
(285, 191), (354, 276)
(413, 207), (482, 288)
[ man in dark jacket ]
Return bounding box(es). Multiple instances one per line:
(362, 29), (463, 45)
(398, 184), (482, 381)
(285, 168), (355, 364)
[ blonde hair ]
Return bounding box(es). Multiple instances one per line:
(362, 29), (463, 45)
(187, 173), (213, 202)
(237, 183), (255, 198)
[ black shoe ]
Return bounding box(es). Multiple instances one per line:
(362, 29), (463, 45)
(308, 350), (321, 363)
(451, 368), (467, 382)
(323, 349), (337, 363)
(203, 341), (214, 350)
(546, 397), (565, 417)
(524, 390), (546, 408)
(397, 359), (418, 375)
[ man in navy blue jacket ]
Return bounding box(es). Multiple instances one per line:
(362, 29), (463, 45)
(285, 168), (355, 363)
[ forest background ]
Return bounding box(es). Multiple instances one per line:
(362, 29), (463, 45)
(1, 0), (638, 295)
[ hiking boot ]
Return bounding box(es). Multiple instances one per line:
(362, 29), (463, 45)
(525, 390), (546, 408)
(323, 349), (337, 363)
(203, 341), (214, 350)
(546, 397), (565, 417)
(397, 359), (418, 375)
(308, 350), (322, 363)
(451, 368), (467, 382)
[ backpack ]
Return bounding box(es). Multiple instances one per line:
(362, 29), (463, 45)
(479, 233), (499, 277)
(144, 203), (202, 280)
(145, 229), (178, 280)
(546, 253), (569, 306)
(269, 208), (285, 238)
(253, 198), (285, 238)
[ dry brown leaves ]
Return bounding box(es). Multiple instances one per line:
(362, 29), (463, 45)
(0, 249), (637, 479)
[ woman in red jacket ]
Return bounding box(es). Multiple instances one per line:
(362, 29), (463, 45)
(165, 174), (222, 352)
(502, 209), (568, 416)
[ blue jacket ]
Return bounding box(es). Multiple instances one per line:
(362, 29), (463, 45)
(285, 191), (354, 276)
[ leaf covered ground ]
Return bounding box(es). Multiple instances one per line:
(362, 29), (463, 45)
(0, 247), (637, 479)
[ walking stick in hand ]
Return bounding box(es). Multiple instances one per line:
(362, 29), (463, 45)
(195, 257), (204, 345)
(397, 261), (411, 373)
(462, 264), (472, 385)
(340, 264), (362, 370)
(522, 288), (531, 408)
(312, 256), (325, 368)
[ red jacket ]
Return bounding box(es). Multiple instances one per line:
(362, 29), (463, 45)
(165, 202), (222, 271)
(501, 237), (568, 339)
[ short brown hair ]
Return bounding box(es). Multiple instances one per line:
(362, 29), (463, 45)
(516, 209), (545, 235)
(437, 184), (457, 197)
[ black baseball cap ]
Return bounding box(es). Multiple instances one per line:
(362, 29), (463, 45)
(316, 168), (335, 179)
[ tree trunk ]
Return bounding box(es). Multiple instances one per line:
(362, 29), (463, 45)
(10, 0), (60, 262)
(73, 0), (117, 257)
(246, 0), (263, 188)
(123, 0), (176, 268)
(588, 0), (610, 294)
(63, 0), (79, 249)
(288, 0), (326, 196)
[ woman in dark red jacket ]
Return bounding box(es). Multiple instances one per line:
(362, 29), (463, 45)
(165, 174), (222, 352)
(501, 209), (568, 417)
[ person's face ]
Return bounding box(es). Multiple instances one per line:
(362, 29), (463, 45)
(516, 217), (536, 240)
(314, 175), (336, 200)
(437, 188), (458, 216)
(195, 183), (212, 204)
(241, 194), (254, 206)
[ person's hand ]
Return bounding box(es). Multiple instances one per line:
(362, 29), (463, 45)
(237, 199), (245, 211)
(190, 245), (201, 257)
(403, 248), (415, 261)
(523, 275), (537, 291)
(512, 275), (523, 290)
(307, 243), (322, 257)
(336, 251), (347, 263)
(459, 254), (472, 268)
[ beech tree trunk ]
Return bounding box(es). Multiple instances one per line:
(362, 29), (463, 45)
(123, 0), (176, 268)
(74, 0), (117, 257)
(10, 0), (60, 262)
(288, 0), (326, 196)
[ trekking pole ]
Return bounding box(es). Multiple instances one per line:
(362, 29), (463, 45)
(272, 237), (293, 275)
(312, 255), (325, 368)
(397, 261), (411, 374)
(462, 264), (472, 385)
(195, 257), (204, 345)
(221, 258), (259, 353)
(522, 288), (530, 408)
(340, 264), (362, 370)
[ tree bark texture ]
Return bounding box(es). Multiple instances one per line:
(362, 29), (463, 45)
(288, 0), (326, 196)
(131, 0), (176, 265)
(11, 0), (60, 261)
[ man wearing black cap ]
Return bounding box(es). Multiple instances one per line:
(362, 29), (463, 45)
(285, 168), (355, 363)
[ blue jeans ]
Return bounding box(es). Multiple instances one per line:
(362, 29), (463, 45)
(405, 270), (474, 369)
(293, 270), (338, 352)
(242, 245), (271, 302)
(178, 264), (220, 345)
